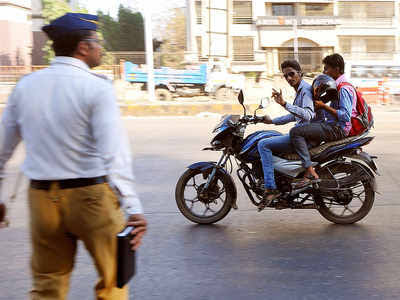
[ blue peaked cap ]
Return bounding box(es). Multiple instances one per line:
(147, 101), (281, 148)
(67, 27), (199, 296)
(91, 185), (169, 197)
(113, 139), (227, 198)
(42, 13), (98, 40)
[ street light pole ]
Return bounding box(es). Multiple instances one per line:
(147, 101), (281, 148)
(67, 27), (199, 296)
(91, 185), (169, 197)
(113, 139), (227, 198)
(69, 0), (79, 10)
(143, 1), (155, 101)
(293, 17), (299, 62)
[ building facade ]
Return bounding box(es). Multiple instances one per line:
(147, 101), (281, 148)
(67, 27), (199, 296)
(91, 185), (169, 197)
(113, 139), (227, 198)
(0, 0), (32, 66)
(31, 0), (46, 65)
(188, 0), (400, 76)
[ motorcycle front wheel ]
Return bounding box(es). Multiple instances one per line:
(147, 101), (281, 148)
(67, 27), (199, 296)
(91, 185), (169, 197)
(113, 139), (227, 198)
(315, 161), (375, 224)
(175, 168), (234, 224)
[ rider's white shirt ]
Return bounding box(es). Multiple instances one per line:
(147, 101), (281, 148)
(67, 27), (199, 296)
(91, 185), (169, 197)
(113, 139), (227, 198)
(0, 56), (142, 214)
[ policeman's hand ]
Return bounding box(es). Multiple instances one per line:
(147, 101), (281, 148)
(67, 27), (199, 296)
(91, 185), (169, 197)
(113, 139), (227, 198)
(127, 214), (147, 251)
(0, 203), (8, 229)
(314, 100), (325, 110)
(271, 88), (285, 106)
(262, 115), (273, 124)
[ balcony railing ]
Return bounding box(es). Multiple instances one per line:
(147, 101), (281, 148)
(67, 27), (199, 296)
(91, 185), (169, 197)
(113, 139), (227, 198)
(339, 17), (393, 27)
(342, 52), (395, 61)
(233, 53), (255, 61)
(233, 17), (253, 24)
(256, 16), (339, 26)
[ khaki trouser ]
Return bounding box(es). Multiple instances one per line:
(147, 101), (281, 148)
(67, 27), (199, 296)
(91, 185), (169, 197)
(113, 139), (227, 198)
(28, 182), (127, 300)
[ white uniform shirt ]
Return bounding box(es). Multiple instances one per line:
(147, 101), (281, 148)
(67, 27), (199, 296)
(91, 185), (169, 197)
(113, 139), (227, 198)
(0, 57), (143, 215)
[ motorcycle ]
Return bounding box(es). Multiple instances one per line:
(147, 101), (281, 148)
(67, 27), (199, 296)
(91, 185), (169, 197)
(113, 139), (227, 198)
(175, 91), (379, 225)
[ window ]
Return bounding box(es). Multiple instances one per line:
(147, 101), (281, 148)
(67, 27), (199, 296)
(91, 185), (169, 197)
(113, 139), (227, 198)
(232, 36), (254, 61)
(366, 37), (395, 53)
(339, 37), (352, 53)
(339, 2), (394, 18)
(306, 4), (325, 12)
(233, 1), (252, 24)
(196, 36), (202, 56)
(272, 4), (295, 16)
(195, 1), (202, 24)
(304, 4), (333, 16)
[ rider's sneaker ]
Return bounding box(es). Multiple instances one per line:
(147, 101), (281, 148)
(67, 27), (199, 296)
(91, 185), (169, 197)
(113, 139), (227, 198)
(258, 189), (281, 211)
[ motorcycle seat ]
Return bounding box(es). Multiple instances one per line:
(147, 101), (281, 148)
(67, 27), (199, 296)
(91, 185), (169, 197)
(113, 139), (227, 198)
(281, 134), (364, 161)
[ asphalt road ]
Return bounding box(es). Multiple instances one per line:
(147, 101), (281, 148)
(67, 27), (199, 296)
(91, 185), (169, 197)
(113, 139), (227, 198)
(1, 107), (400, 299)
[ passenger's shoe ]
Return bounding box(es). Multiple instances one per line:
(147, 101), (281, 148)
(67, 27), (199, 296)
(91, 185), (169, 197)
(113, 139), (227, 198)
(258, 189), (281, 211)
(275, 199), (289, 210)
(291, 175), (320, 190)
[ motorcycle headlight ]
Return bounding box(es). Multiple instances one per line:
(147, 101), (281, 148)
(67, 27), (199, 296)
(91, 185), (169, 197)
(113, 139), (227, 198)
(212, 126), (224, 135)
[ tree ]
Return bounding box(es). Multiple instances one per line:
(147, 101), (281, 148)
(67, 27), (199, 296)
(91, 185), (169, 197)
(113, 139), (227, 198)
(118, 6), (145, 51)
(160, 8), (186, 68)
(41, 2), (149, 64)
(97, 11), (120, 51)
(98, 5), (145, 52)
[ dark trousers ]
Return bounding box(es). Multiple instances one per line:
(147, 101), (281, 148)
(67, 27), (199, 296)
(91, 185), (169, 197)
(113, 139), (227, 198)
(289, 123), (347, 168)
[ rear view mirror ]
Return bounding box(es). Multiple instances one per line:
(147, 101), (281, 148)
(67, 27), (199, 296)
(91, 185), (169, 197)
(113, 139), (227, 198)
(238, 90), (244, 105)
(260, 97), (270, 108)
(254, 97), (269, 116)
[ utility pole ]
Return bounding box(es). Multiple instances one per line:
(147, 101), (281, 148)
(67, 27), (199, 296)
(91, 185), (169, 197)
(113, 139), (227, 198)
(143, 1), (155, 101)
(185, 0), (198, 61)
(69, 0), (79, 10)
(293, 17), (299, 61)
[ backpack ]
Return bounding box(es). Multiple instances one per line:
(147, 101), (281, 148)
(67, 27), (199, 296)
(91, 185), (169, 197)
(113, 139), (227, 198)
(337, 82), (374, 136)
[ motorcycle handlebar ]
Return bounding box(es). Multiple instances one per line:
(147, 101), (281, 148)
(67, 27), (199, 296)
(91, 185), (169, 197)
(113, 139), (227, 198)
(240, 115), (264, 124)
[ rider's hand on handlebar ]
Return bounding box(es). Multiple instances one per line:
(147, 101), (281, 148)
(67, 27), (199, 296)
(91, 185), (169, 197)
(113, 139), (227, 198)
(262, 115), (273, 124)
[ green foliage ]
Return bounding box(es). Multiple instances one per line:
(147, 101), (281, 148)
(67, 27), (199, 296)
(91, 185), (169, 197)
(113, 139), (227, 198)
(244, 71), (258, 78)
(41, 2), (146, 65)
(98, 5), (145, 52)
(101, 51), (116, 65)
(97, 11), (120, 51)
(41, 0), (71, 22)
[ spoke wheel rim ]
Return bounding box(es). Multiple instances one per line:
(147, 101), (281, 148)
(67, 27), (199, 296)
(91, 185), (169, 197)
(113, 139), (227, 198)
(318, 164), (369, 219)
(183, 173), (227, 219)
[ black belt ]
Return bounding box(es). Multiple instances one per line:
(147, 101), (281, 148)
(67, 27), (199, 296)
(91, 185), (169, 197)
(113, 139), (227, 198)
(30, 176), (107, 190)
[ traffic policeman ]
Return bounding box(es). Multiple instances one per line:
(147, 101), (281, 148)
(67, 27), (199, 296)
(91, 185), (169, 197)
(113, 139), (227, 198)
(0, 13), (147, 300)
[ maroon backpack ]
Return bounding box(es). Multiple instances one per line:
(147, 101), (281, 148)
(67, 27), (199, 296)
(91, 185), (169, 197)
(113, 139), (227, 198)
(337, 82), (374, 136)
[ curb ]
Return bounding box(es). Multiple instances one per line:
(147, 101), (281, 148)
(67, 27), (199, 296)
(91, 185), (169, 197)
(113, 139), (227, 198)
(0, 102), (398, 118)
(0, 102), (267, 117)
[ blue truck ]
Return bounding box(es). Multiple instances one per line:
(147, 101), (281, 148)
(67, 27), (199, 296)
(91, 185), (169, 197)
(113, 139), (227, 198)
(124, 61), (245, 101)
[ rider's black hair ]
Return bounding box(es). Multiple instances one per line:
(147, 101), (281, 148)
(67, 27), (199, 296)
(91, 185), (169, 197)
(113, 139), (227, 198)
(322, 53), (345, 74)
(280, 59), (302, 73)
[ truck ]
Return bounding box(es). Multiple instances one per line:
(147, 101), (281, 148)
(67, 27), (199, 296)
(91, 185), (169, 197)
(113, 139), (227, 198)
(124, 61), (245, 101)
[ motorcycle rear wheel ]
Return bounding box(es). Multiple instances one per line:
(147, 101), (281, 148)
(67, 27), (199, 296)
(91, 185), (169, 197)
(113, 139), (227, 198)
(175, 168), (234, 224)
(315, 161), (375, 224)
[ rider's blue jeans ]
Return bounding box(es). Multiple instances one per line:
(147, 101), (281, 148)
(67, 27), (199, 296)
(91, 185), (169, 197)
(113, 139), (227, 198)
(257, 134), (294, 190)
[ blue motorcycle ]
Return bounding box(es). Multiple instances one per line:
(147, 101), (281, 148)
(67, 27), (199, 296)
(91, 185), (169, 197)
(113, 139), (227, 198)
(175, 91), (379, 224)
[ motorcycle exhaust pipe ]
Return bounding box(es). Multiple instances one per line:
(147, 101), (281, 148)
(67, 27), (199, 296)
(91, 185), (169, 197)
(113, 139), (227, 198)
(296, 203), (318, 209)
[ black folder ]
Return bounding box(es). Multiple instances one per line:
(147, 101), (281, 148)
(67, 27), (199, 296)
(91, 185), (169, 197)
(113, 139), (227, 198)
(117, 226), (136, 288)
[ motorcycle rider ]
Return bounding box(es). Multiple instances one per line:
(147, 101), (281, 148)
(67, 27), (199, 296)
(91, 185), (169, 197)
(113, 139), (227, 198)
(258, 60), (314, 208)
(290, 53), (356, 188)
